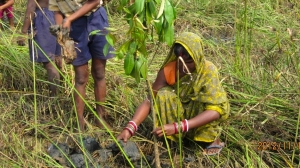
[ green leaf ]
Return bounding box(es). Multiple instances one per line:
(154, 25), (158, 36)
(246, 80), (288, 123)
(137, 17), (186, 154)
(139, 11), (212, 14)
(154, 15), (164, 35)
(139, 55), (148, 79)
(89, 30), (102, 36)
(134, 59), (141, 83)
(126, 18), (134, 28)
(137, 44), (147, 58)
(103, 43), (110, 56)
(105, 33), (115, 46)
(135, 17), (147, 29)
(157, 0), (165, 19)
(164, 0), (175, 24)
(157, 17), (166, 42)
(129, 41), (137, 53)
(104, 27), (118, 32)
(130, 59), (140, 83)
(128, 3), (137, 14)
(124, 53), (135, 75)
(146, 5), (152, 26)
(146, 0), (156, 26)
(148, 0), (157, 17)
(164, 21), (174, 46)
(135, 0), (145, 14)
(116, 52), (124, 59)
(123, 7), (132, 15)
(117, 40), (131, 53)
(120, 0), (129, 7)
(117, 40), (131, 59)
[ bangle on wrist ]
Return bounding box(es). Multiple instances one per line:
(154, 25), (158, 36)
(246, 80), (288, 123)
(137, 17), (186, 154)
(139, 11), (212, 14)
(180, 119), (189, 132)
(124, 120), (138, 136)
(124, 127), (134, 136)
(129, 121), (138, 131)
(173, 119), (189, 134)
(181, 120), (186, 132)
(173, 122), (178, 134)
(184, 119), (189, 132)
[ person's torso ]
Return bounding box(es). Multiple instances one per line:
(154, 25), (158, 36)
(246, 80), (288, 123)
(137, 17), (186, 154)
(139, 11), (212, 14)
(51, 0), (102, 17)
(36, 0), (49, 8)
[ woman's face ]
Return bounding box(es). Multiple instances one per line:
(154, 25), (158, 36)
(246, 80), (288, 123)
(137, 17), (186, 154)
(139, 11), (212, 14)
(180, 54), (194, 63)
(177, 54), (196, 74)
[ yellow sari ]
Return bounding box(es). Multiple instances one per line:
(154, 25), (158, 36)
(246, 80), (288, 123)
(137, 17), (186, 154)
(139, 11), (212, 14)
(155, 32), (230, 142)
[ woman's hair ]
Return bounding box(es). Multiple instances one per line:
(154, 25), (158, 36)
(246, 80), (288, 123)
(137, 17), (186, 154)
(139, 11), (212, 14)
(173, 43), (190, 57)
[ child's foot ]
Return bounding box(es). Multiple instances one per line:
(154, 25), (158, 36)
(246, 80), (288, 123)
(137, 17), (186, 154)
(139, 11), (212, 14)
(95, 116), (113, 131)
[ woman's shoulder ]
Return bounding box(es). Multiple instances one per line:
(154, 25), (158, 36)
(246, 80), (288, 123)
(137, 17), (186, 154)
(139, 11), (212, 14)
(203, 60), (219, 72)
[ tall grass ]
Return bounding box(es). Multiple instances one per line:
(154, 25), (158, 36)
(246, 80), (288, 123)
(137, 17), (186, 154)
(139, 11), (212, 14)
(0, 0), (299, 167)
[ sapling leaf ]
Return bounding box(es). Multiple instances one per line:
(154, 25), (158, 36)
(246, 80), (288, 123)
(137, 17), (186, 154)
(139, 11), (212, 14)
(135, 0), (145, 14)
(124, 53), (135, 75)
(157, 0), (165, 19)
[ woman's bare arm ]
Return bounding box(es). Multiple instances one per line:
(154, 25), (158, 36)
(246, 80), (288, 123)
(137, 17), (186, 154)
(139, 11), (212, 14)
(117, 69), (168, 142)
(130, 69), (168, 126)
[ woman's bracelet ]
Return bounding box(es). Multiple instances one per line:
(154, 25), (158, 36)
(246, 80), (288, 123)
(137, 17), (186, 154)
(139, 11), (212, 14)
(173, 122), (178, 134)
(124, 120), (138, 136)
(173, 119), (189, 134)
(184, 119), (189, 132)
(124, 127), (134, 136)
(129, 121), (138, 131)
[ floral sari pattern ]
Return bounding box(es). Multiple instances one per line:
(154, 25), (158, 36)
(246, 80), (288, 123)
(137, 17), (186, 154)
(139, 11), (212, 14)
(155, 32), (230, 142)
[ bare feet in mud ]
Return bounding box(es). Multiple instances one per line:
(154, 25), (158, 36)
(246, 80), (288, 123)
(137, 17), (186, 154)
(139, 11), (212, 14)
(203, 138), (225, 156)
(77, 116), (86, 132)
(76, 110), (114, 132)
(75, 118), (113, 133)
(95, 114), (113, 131)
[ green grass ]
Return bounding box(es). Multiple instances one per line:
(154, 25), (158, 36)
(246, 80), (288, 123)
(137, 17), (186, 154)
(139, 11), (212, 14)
(0, 0), (300, 167)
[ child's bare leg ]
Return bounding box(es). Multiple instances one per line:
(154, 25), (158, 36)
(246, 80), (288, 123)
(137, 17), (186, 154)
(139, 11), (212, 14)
(43, 61), (60, 97)
(74, 63), (89, 131)
(91, 58), (112, 130)
(8, 18), (14, 29)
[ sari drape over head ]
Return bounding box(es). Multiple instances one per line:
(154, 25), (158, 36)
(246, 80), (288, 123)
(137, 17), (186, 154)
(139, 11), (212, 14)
(155, 32), (230, 142)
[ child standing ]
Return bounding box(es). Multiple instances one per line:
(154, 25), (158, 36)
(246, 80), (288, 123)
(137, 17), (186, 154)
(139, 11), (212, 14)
(17, 0), (62, 97)
(49, 0), (115, 131)
(0, 0), (14, 29)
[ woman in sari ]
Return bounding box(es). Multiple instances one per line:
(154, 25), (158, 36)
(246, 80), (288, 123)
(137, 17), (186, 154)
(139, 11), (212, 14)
(117, 32), (230, 155)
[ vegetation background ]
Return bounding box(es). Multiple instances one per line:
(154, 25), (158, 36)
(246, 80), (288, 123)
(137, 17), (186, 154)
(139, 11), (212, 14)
(0, 0), (299, 167)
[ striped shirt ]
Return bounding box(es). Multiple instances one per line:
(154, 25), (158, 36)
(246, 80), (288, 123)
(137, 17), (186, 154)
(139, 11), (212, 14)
(49, 0), (103, 17)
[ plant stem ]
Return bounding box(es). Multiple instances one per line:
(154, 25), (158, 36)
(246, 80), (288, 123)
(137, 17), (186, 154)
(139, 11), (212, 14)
(146, 80), (161, 168)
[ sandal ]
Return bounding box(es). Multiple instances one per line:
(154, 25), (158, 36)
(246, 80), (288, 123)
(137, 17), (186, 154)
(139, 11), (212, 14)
(203, 142), (225, 156)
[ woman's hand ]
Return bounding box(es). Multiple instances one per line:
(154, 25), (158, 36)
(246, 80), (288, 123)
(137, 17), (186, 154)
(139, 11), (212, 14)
(152, 123), (176, 137)
(117, 129), (132, 143)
